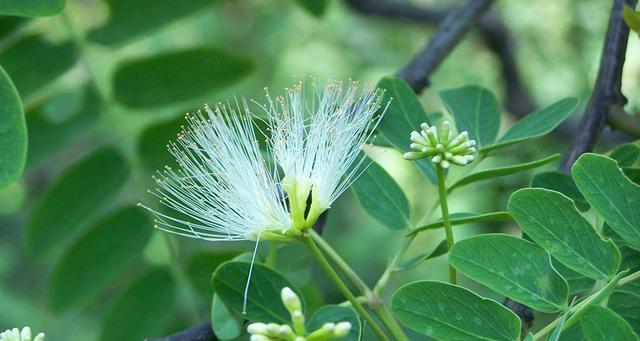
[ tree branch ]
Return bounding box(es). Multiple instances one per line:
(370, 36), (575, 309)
(394, 0), (495, 93)
(608, 106), (640, 138)
(560, 0), (637, 171)
(145, 321), (216, 341)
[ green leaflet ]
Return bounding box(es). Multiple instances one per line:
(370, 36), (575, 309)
(351, 158), (411, 230)
(306, 305), (361, 341)
(88, 0), (212, 45)
(572, 153), (640, 250)
(608, 279), (640, 335)
(447, 154), (560, 193)
(48, 206), (152, 313)
(481, 98), (577, 153)
(440, 85), (501, 148)
(392, 280), (521, 340)
(0, 65), (26, 188)
(531, 171), (589, 212)
(450, 234), (568, 312)
(212, 261), (303, 324)
(99, 268), (176, 341)
(186, 251), (236, 299)
(560, 306), (639, 341)
(211, 294), (243, 340)
(113, 47), (254, 108)
(508, 188), (620, 280)
(375, 76), (436, 182)
(610, 143), (640, 167)
(26, 147), (129, 257)
(0, 0), (65, 17)
(409, 211), (511, 236)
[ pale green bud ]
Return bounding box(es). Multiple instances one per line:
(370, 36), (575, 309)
(403, 120), (476, 168)
(0, 327), (44, 341)
(334, 322), (352, 337)
(247, 323), (268, 335)
(281, 287), (302, 314)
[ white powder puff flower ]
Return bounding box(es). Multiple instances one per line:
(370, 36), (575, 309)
(139, 102), (294, 242)
(0, 327), (45, 341)
(259, 80), (386, 229)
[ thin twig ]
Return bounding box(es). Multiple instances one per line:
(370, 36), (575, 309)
(560, 0), (637, 171)
(345, 0), (535, 117)
(395, 0), (495, 93)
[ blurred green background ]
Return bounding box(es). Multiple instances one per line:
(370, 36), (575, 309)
(1, 0), (639, 339)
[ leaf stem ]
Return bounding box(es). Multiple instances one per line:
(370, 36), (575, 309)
(302, 235), (390, 341)
(533, 270), (638, 340)
(436, 164), (456, 284)
(309, 231), (409, 341)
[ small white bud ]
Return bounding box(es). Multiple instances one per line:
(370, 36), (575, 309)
(335, 322), (352, 336)
(403, 152), (424, 160)
(322, 323), (336, 333)
(432, 155), (442, 163)
(247, 323), (268, 335)
(33, 334), (45, 341)
(441, 160), (450, 169)
(250, 335), (272, 341)
(281, 287), (302, 313)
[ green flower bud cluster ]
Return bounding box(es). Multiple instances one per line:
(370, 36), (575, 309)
(247, 287), (351, 341)
(403, 120), (476, 168)
(0, 327), (44, 341)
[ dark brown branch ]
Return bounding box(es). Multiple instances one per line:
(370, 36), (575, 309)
(395, 0), (495, 93)
(146, 321), (216, 341)
(560, 0), (637, 171)
(346, 0), (534, 117)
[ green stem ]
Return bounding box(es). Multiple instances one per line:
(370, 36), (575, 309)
(373, 235), (414, 296)
(302, 236), (390, 341)
(310, 231), (409, 341)
(266, 241), (277, 268)
(436, 164), (456, 284)
(533, 270), (638, 340)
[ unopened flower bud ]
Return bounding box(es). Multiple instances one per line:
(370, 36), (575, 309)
(281, 287), (302, 313)
(334, 322), (352, 337)
(247, 323), (268, 335)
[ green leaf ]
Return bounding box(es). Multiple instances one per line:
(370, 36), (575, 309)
(88, 0), (212, 45)
(0, 35), (75, 97)
(351, 159), (410, 230)
(113, 47), (254, 108)
(26, 85), (101, 167)
(410, 212), (511, 235)
(508, 188), (620, 280)
(274, 242), (312, 288)
(561, 306), (639, 341)
(293, 0), (329, 17)
(624, 5), (640, 35)
(447, 154), (560, 193)
(523, 333), (534, 341)
(0, 65), (25, 188)
(49, 206), (152, 313)
(212, 261), (303, 324)
(482, 98), (577, 153)
(392, 280), (521, 340)
(608, 279), (640, 335)
(212, 294), (243, 340)
(395, 239), (448, 272)
(440, 85), (500, 148)
(572, 153), (640, 250)
(552, 260), (595, 295)
(138, 116), (182, 171)
(186, 251), (236, 299)
(99, 268), (176, 341)
(531, 171), (589, 212)
(610, 143), (640, 167)
(449, 234), (568, 312)
(26, 147), (129, 257)
(306, 305), (361, 341)
(604, 224), (640, 272)
(375, 76), (436, 182)
(548, 300), (575, 341)
(0, 0), (64, 17)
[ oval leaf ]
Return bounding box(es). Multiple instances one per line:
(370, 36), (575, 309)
(448, 154), (560, 192)
(392, 280), (521, 341)
(531, 171), (589, 212)
(440, 85), (500, 148)
(212, 261), (303, 324)
(187, 251), (236, 298)
(351, 159), (410, 230)
(113, 47), (254, 108)
(0, 0), (64, 16)
(0, 35), (75, 97)
(560, 306), (639, 341)
(450, 234), (568, 312)
(89, 0), (211, 45)
(99, 268), (176, 341)
(0, 65), (26, 188)
(212, 294), (243, 340)
(608, 279), (640, 335)
(483, 98), (577, 153)
(26, 147), (129, 256)
(375, 76), (436, 182)
(610, 143), (640, 167)
(49, 206), (152, 313)
(138, 116), (182, 171)
(306, 305), (361, 341)
(572, 153), (640, 250)
(508, 188), (620, 280)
